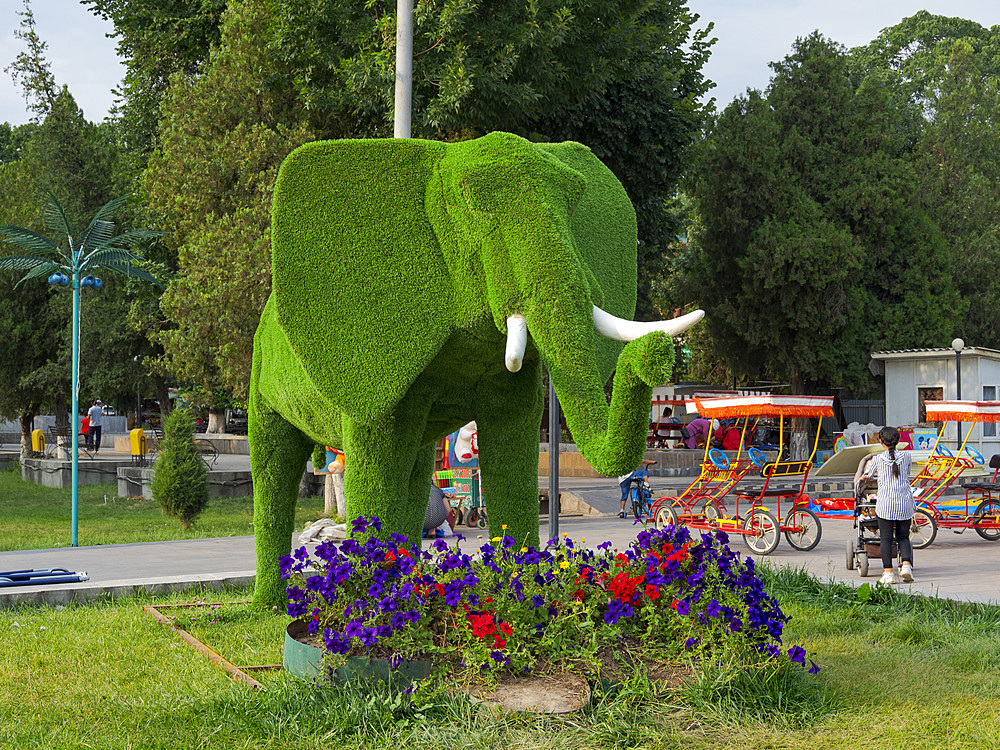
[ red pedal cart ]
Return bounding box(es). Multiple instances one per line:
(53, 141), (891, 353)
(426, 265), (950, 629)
(906, 400), (1000, 547)
(653, 394), (832, 555)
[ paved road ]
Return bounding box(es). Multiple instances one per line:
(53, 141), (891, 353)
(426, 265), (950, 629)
(3, 481), (998, 607)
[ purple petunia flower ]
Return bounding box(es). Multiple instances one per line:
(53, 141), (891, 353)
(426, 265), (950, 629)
(787, 645), (806, 664)
(808, 660), (820, 674)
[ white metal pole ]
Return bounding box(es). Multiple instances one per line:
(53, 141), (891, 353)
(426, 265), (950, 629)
(394, 0), (413, 138)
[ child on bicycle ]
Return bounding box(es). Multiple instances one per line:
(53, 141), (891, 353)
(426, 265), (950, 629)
(617, 459), (656, 518)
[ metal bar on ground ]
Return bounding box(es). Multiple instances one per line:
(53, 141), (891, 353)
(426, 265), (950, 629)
(143, 604), (266, 690)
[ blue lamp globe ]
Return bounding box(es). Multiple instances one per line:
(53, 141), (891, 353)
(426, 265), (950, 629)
(93, 277), (103, 289)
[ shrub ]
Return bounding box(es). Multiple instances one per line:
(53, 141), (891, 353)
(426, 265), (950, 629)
(282, 519), (819, 683)
(152, 407), (209, 529)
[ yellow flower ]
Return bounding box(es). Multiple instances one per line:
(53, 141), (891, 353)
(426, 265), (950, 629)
(562, 532), (568, 537)
(491, 537), (501, 542)
(520, 547), (528, 553)
(559, 560), (570, 569)
(502, 524), (508, 530)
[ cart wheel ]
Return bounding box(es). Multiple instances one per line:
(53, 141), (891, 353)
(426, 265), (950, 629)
(455, 509), (464, 527)
(910, 508), (937, 549)
(973, 499), (1000, 541)
(742, 510), (779, 555)
(654, 504), (678, 530)
(784, 508), (822, 551)
(477, 511), (488, 529)
(845, 539), (855, 570)
(702, 500), (726, 521)
(858, 553), (869, 577)
(466, 509), (479, 528)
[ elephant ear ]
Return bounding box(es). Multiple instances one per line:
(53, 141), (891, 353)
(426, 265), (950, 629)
(271, 138), (454, 424)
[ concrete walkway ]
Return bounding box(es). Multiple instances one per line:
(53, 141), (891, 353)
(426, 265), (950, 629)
(2, 473), (998, 608)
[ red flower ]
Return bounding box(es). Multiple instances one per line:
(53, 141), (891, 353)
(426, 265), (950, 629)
(467, 612), (497, 639)
(493, 634), (507, 649)
(609, 572), (644, 603)
(645, 584), (660, 600)
(670, 599), (679, 610)
(435, 582), (446, 596)
(573, 589), (586, 601)
(384, 551), (396, 563)
(499, 622), (513, 636)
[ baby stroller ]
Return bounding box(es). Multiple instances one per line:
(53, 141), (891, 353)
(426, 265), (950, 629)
(845, 456), (906, 577)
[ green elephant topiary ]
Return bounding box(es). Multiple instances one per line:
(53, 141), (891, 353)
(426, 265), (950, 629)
(250, 132), (703, 605)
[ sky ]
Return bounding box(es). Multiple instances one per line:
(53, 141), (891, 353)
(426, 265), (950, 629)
(0, 1), (998, 126)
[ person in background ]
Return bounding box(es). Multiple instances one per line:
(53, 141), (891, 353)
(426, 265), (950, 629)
(718, 421), (742, 451)
(81, 413), (92, 448)
(682, 417), (718, 449)
(861, 425), (916, 585)
(87, 400), (104, 454)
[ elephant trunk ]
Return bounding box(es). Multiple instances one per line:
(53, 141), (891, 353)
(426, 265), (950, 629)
(528, 305), (702, 477)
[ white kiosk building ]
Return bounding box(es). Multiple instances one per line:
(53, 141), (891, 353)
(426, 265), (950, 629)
(870, 343), (1000, 453)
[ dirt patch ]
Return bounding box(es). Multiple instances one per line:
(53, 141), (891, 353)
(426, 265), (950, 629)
(467, 671), (591, 714)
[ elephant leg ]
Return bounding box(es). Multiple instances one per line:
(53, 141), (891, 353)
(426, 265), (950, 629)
(249, 394), (313, 607)
(476, 362), (545, 549)
(342, 398), (432, 547)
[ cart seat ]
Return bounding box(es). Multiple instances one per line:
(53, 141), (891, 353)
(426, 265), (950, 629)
(742, 489), (799, 498)
(964, 481), (1000, 491)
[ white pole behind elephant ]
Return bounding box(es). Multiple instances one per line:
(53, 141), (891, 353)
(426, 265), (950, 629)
(394, 0), (413, 138)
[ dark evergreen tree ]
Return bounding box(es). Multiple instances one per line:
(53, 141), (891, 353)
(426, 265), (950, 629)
(151, 407), (209, 528)
(685, 33), (960, 397)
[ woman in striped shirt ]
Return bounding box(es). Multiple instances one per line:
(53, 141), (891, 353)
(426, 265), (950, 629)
(863, 425), (916, 585)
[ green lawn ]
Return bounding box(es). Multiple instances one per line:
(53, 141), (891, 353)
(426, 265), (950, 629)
(0, 464), (326, 551)
(1, 572), (998, 749)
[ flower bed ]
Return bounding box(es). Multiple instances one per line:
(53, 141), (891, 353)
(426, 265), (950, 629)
(282, 517), (818, 688)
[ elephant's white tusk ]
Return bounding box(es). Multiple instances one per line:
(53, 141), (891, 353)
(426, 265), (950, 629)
(592, 305), (705, 341)
(505, 314), (527, 372)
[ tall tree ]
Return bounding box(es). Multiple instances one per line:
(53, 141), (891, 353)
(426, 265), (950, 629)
(144, 0), (314, 422)
(854, 13), (1000, 349)
(84, 0), (227, 179)
(685, 33), (960, 399)
(4, 0), (58, 121)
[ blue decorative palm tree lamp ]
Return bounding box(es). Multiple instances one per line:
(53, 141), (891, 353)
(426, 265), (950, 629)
(0, 192), (162, 546)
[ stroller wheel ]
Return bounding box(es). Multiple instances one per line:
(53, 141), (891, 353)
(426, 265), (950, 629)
(858, 553), (869, 577)
(845, 539), (855, 570)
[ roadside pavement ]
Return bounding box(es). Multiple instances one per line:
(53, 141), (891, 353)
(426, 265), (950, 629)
(3, 474), (998, 607)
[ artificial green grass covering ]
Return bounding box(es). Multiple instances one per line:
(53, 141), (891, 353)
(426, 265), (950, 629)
(251, 132), (674, 605)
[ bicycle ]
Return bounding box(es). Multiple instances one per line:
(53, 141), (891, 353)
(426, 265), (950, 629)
(625, 469), (654, 520)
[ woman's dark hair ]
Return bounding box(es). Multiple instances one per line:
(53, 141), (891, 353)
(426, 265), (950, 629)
(879, 425), (901, 477)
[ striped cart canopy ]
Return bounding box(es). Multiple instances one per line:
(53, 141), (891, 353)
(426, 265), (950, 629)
(693, 394), (834, 419)
(924, 400), (1000, 423)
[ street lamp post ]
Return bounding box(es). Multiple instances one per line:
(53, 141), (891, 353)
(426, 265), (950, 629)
(952, 338), (965, 448)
